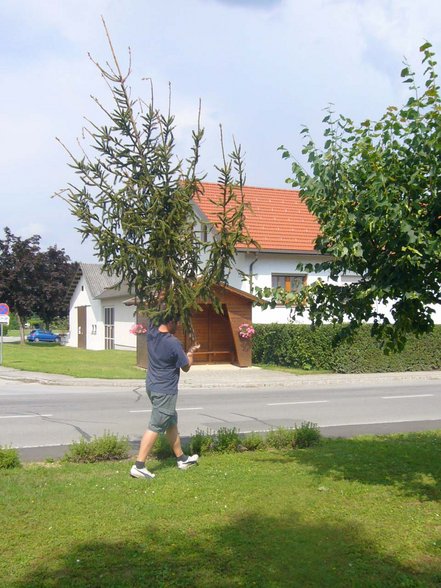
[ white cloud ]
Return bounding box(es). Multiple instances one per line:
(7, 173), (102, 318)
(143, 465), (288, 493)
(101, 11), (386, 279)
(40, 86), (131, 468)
(0, 0), (440, 262)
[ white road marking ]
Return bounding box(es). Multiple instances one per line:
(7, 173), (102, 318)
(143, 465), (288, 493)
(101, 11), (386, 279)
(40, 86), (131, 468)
(381, 394), (434, 400)
(177, 407), (204, 411)
(0, 414), (53, 419)
(129, 410), (152, 413)
(266, 400), (329, 406)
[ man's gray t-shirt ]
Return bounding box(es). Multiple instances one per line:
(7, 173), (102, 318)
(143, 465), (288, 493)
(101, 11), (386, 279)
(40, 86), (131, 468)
(146, 325), (189, 394)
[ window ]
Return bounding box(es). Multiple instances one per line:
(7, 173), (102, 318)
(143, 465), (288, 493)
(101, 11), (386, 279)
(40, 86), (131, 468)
(104, 307), (115, 350)
(271, 274), (306, 293)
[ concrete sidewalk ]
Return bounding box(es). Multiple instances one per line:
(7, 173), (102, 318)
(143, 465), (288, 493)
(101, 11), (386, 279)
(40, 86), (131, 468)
(1, 363), (441, 389)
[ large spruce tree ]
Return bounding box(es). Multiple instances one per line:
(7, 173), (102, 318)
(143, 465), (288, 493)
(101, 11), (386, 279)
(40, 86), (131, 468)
(56, 20), (254, 333)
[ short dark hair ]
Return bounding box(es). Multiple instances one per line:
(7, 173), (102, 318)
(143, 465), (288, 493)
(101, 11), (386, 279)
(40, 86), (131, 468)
(154, 310), (180, 326)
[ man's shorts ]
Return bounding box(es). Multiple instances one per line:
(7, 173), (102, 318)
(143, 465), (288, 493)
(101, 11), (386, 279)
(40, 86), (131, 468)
(147, 389), (178, 433)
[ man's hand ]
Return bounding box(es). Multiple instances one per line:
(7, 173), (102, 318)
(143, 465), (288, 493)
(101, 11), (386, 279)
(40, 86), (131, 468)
(182, 344), (200, 372)
(187, 344), (201, 355)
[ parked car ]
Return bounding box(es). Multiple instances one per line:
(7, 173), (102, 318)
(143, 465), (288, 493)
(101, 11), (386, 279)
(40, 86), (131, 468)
(27, 329), (61, 344)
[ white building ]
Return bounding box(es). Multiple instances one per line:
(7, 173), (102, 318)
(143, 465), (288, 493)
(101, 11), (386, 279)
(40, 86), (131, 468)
(67, 264), (136, 350)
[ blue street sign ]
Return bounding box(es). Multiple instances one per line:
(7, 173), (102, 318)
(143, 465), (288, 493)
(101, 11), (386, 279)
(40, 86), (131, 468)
(0, 303), (9, 315)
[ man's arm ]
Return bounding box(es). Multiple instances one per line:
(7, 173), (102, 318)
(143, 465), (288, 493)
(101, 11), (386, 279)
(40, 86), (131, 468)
(181, 344), (200, 372)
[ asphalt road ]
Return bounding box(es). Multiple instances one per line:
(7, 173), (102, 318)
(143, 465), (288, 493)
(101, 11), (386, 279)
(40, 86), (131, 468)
(1, 373), (440, 460)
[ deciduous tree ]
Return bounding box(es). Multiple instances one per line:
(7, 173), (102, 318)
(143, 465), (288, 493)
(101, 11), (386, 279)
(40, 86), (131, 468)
(259, 43), (441, 351)
(34, 247), (78, 330)
(0, 228), (78, 342)
(0, 227), (40, 343)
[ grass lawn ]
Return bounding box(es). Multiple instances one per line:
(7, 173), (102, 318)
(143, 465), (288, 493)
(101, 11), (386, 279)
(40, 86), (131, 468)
(2, 342), (143, 379)
(1, 343), (322, 379)
(1, 432), (441, 587)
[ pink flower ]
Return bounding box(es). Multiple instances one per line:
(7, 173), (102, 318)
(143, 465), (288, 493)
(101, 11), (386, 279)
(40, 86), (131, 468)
(130, 323), (147, 335)
(238, 323), (255, 339)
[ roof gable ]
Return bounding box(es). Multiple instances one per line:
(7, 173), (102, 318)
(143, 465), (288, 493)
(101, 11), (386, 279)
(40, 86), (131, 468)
(68, 263), (130, 300)
(194, 182), (320, 252)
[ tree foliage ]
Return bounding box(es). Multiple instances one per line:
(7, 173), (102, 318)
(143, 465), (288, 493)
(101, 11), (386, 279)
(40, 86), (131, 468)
(259, 42), (441, 351)
(55, 20), (254, 333)
(35, 247), (79, 330)
(0, 228), (40, 339)
(0, 228), (76, 341)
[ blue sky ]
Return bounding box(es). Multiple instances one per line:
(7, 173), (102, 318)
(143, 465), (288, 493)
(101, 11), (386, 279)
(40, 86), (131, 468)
(1, 0), (440, 262)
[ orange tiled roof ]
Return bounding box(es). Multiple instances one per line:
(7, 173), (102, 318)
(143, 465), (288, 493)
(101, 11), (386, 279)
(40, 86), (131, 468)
(194, 182), (320, 252)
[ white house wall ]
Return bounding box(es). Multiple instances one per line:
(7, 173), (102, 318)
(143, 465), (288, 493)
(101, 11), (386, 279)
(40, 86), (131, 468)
(228, 251), (441, 326)
(68, 276), (136, 350)
(67, 275), (101, 350)
(102, 296), (137, 350)
(229, 251), (328, 324)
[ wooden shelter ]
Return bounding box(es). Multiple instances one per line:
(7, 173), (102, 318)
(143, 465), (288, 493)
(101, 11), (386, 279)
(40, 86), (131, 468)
(129, 285), (258, 368)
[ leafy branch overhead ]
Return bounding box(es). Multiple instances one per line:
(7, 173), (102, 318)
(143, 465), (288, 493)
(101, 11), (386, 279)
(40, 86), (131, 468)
(258, 42), (441, 352)
(55, 19), (254, 332)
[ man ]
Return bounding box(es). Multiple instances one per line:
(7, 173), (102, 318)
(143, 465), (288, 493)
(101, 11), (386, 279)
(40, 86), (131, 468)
(130, 313), (200, 479)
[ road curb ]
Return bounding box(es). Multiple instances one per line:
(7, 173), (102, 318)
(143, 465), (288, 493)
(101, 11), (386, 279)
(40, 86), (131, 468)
(1, 365), (441, 389)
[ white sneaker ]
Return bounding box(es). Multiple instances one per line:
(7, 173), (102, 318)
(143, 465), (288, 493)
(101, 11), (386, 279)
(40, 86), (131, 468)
(130, 464), (155, 479)
(177, 454), (199, 470)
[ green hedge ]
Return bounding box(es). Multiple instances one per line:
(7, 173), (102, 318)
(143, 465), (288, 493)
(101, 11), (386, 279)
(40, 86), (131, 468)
(252, 324), (441, 373)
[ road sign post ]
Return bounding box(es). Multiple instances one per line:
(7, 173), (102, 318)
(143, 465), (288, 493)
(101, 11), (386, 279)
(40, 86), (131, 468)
(0, 303), (10, 366)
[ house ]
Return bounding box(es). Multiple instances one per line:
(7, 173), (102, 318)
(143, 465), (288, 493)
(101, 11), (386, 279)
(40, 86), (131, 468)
(66, 263), (136, 351)
(193, 183), (327, 324)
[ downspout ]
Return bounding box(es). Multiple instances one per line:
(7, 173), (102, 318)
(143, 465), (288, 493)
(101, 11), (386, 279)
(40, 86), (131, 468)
(248, 254), (259, 294)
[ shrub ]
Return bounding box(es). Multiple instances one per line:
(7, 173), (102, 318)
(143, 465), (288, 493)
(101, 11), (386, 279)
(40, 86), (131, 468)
(8, 313), (20, 330)
(252, 323), (441, 373)
(0, 446), (21, 469)
(63, 432), (130, 463)
(265, 427), (296, 450)
(212, 427), (242, 453)
(189, 428), (214, 455)
(293, 422), (321, 449)
(152, 434), (175, 460)
(242, 432), (265, 451)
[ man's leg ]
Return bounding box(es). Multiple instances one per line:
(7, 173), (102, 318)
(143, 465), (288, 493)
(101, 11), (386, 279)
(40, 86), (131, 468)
(130, 429), (158, 479)
(137, 429), (159, 463)
(166, 423), (183, 457)
(166, 423), (199, 469)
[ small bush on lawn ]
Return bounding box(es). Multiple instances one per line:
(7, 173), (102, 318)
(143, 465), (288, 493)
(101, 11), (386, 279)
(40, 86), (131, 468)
(213, 427), (242, 452)
(242, 432), (265, 451)
(189, 429), (214, 455)
(152, 434), (175, 459)
(0, 446), (21, 469)
(63, 432), (130, 463)
(293, 421), (322, 448)
(265, 427), (297, 449)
